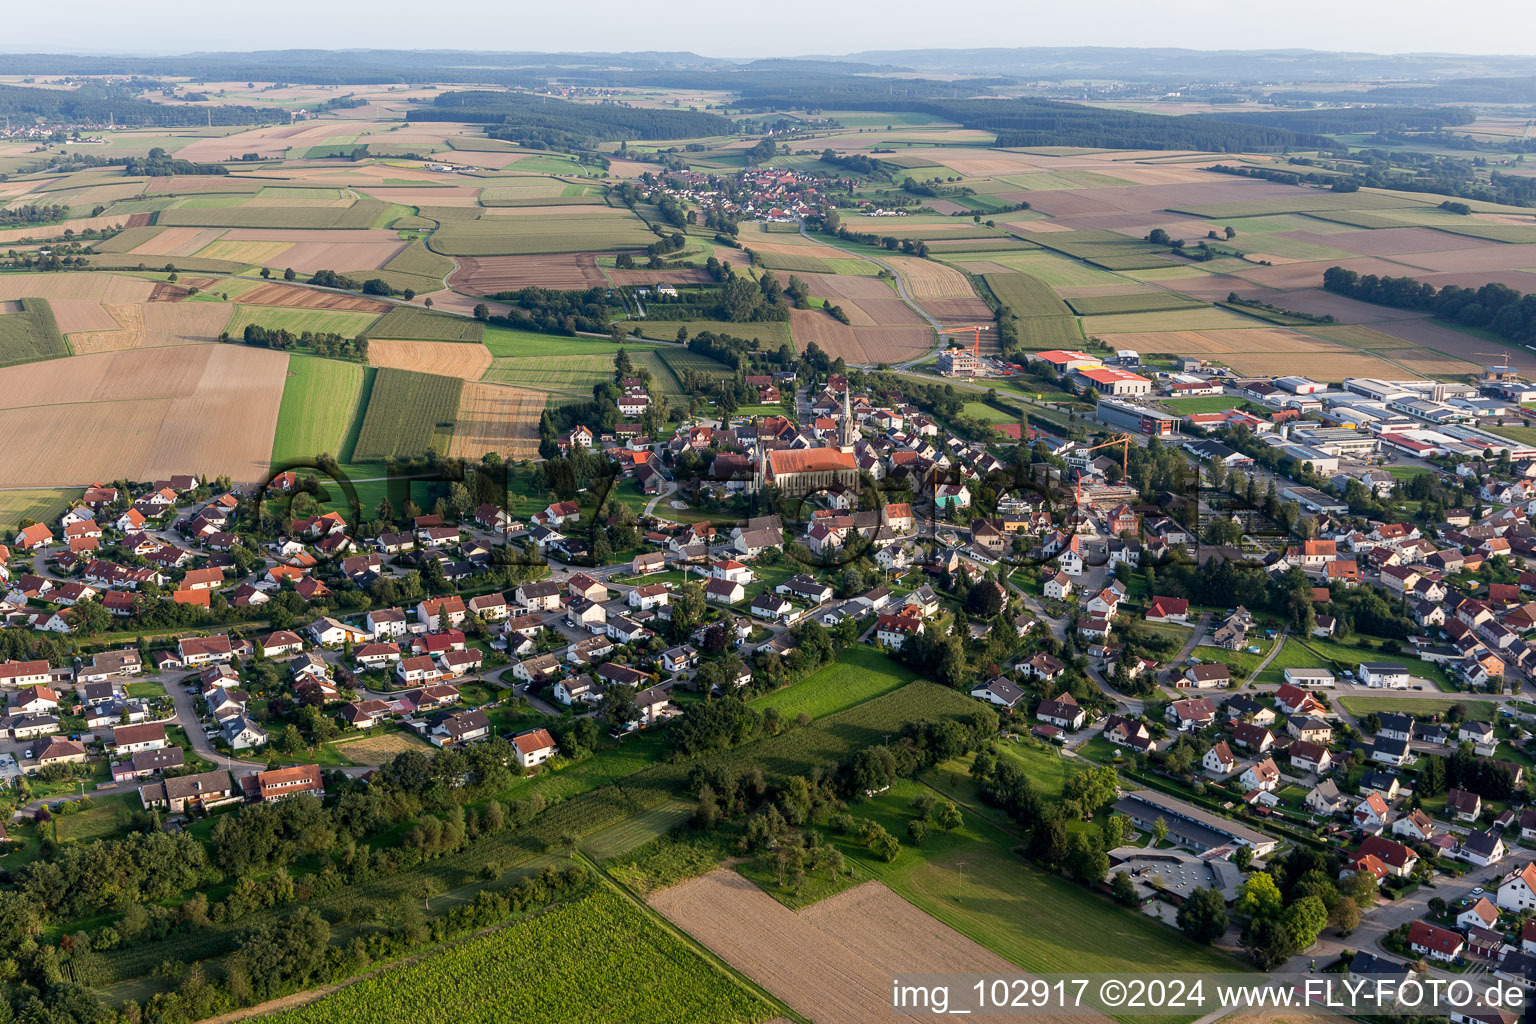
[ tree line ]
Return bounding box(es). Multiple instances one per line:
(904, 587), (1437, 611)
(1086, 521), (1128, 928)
(1324, 265), (1536, 345)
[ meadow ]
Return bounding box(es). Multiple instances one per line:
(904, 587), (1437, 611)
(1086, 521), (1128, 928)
(0, 487), (79, 530)
(1338, 696), (1495, 722)
(751, 647), (917, 720)
(350, 367), (463, 461)
(225, 305), (382, 339)
(271, 356), (370, 467)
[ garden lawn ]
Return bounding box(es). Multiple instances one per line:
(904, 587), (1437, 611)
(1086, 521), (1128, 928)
(1338, 696), (1495, 722)
(752, 647), (916, 721)
(1254, 637), (1334, 685)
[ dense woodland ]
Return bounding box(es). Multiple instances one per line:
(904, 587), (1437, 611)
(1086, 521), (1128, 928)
(1323, 265), (1536, 346)
(1196, 105), (1476, 134)
(0, 83), (269, 126)
(408, 92), (733, 146)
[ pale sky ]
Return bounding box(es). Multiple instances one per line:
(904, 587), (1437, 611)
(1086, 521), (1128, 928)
(7, 0), (1536, 59)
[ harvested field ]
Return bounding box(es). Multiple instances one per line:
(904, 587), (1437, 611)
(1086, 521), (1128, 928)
(264, 240), (407, 273)
(1304, 226), (1502, 257)
(799, 274), (927, 329)
(369, 340), (492, 380)
(1243, 288), (1413, 323)
(450, 253), (605, 292)
(0, 213), (148, 244)
(1093, 327), (1339, 355)
(881, 255), (993, 321)
(446, 382), (544, 460)
(1216, 350), (1426, 380)
(68, 301), (233, 353)
(651, 872), (1042, 1024)
(1360, 316), (1536, 373)
(195, 239), (293, 264)
(127, 226), (228, 258)
(238, 282), (392, 313)
(0, 345), (286, 485)
(787, 309), (932, 365)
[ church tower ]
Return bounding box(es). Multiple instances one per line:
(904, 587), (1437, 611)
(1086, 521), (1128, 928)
(838, 387), (855, 452)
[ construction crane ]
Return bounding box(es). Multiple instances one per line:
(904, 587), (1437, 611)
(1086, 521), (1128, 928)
(1074, 435), (1132, 506)
(938, 324), (990, 360)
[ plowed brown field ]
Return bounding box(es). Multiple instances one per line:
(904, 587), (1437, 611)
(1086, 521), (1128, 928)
(367, 339), (492, 380)
(447, 382), (544, 460)
(0, 345), (285, 485)
(450, 254), (605, 292)
(651, 871), (1098, 1024)
(239, 282), (392, 312)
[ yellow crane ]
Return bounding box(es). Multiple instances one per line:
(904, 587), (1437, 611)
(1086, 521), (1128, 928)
(1074, 435), (1132, 505)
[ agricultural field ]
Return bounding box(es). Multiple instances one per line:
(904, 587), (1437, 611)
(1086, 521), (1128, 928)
(430, 210), (656, 256)
(0, 345), (287, 486)
(367, 306), (486, 342)
(263, 886), (776, 1024)
(446, 382), (545, 460)
(0, 488), (79, 531)
(0, 298), (68, 368)
(350, 367), (464, 461)
(369, 340), (493, 380)
(271, 356), (370, 467)
(225, 305), (382, 339)
(751, 648), (916, 721)
(652, 872), (1016, 1024)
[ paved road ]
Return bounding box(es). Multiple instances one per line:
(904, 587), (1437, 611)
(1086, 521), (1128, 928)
(796, 223), (947, 369)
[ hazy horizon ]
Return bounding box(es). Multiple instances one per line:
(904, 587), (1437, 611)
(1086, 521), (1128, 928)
(7, 0), (1536, 63)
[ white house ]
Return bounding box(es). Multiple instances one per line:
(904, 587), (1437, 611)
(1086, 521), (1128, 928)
(512, 728), (558, 769)
(1203, 741), (1236, 775)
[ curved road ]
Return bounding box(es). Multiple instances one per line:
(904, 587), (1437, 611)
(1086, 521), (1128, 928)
(796, 223), (948, 369)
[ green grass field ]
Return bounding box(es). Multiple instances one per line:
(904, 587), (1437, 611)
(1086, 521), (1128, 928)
(1065, 292), (1207, 316)
(1338, 696), (1495, 721)
(1159, 396), (1239, 413)
(0, 488), (79, 531)
(1253, 635), (1334, 685)
(752, 648), (917, 721)
(1295, 636), (1454, 690)
(350, 367), (463, 461)
(259, 885), (776, 1024)
(1014, 316), (1084, 350)
(0, 298), (68, 367)
(225, 305), (382, 339)
(578, 800), (696, 860)
(366, 306), (485, 342)
(271, 355), (370, 467)
(982, 271), (1073, 318)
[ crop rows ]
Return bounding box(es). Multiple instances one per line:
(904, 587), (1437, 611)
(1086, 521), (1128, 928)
(262, 887), (775, 1024)
(0, 298), (68, 367)
(350, 367), (464, 461)
(367, 306), (485, 343)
